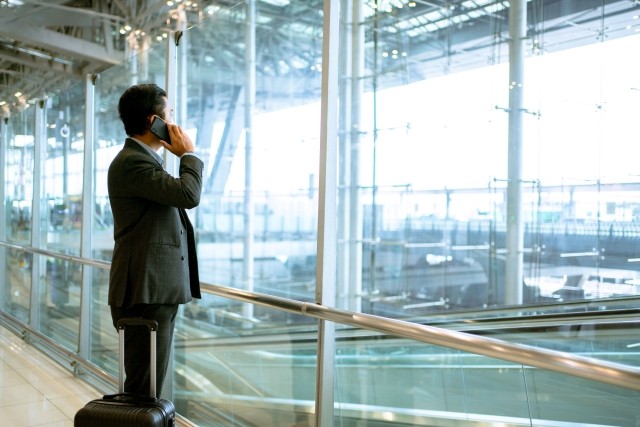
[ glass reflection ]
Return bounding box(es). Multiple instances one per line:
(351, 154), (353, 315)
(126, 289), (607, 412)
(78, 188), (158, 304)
(37, 256), (81, 352)
(182, 4), (321, 310)
(174, 303), (316, 426)
(5, 107), (35, 244)
(5, 247), (31, 323)
(92, 41), (168, 262)
(88, 27), (170, 373)
(89, 264), (115, 373)
(43, 82), (86, 255)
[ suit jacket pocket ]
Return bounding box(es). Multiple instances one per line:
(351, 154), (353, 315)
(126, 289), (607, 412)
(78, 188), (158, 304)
(147, 245), (190, 300)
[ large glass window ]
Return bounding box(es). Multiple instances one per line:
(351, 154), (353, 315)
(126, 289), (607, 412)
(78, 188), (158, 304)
(175, 2), (321, 417)
(2, 2), (640, 426)
(92, 45), (168, 260)
(181, 2), (322, 315)
(89, 37), (169, 370)
(3, 107), (35, 323)
(42, 82), (86, 255)
(330, 1), (640, 319)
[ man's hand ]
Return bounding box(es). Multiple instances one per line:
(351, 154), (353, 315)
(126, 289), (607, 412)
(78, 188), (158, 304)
(162, 123), (195, 156)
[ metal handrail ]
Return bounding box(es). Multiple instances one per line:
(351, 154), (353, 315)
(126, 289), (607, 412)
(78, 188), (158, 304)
(202, 283), (640, 392)
(2, 241), (640, 391)
(0, 241), (111, 270)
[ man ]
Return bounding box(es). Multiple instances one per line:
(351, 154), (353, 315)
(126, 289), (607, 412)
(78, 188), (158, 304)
(107, 83), (203, 397)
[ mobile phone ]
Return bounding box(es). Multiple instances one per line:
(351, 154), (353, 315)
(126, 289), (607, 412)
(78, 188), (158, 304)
(149, 115), (171, 144)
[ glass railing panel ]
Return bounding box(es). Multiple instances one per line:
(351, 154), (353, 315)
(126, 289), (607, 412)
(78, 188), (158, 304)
(335, 336), (465, 417)
(92, 41), (168, 262)
(174, 302), (317, 426)
(332, 328), (638, 426)
(5, 106), (35, 245)
(182, 2), (321, 299)
(35, 255), (82, 351)
(475, 314), (640, 369)
(522, 368), (638, 426)
(42, 80), (86, 255)
(4, 247), (31, 323)
(88, 263), (116, 374)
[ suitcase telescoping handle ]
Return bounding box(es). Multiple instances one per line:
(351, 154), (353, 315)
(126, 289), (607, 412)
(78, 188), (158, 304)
(116, 318), (159, 399)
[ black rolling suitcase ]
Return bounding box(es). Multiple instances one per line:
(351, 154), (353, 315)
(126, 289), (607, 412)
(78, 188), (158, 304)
(74, 318), (176, 426)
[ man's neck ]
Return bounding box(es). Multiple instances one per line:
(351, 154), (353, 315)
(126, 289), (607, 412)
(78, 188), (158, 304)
(131, 133), (162, 151)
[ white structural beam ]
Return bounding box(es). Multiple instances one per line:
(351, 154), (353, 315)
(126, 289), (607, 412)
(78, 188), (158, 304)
(0, 22), (123, 66)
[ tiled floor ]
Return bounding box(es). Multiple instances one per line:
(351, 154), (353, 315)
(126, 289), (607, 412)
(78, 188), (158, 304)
(0, 326), (102, 426)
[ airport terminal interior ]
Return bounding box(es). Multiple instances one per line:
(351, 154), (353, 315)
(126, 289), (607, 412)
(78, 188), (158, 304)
(1, 0), (640, 426)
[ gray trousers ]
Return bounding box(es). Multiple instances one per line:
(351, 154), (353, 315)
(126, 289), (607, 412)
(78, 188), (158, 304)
(110, 303), (179, 397)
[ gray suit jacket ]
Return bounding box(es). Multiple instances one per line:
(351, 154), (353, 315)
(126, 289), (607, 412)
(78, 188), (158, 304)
(107, 138), (204, 307)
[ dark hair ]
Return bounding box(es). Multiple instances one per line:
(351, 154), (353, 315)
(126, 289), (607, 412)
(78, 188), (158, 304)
(118, 83), (167, 136)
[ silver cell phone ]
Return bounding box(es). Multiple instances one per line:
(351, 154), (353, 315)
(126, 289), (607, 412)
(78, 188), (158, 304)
(150, 115), (171, 144)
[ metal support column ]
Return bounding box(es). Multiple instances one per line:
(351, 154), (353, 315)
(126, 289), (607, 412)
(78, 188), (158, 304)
(176, 8), (188, 134)
(337, 0), (351, 310)
(162, 24), (182, 400)
(242, 0), (256, 322)
(0, 114), (7, 310)
(348, 0), (364, 313)
(78, 74), (97, 360)
(315, 0), (340, 425)
(163, 27), (181, 177)
(30, 99), (47, 327)
(505, 0), (526, 305)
